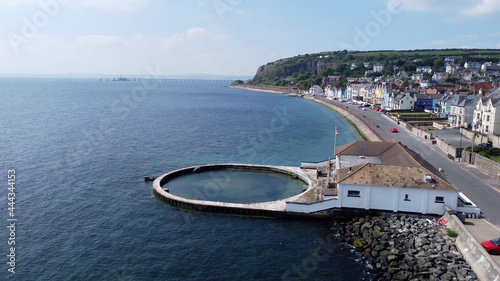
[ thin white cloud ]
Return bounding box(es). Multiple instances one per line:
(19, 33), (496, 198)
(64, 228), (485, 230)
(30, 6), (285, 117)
(186, 27), (213, 39)
(465, 0), (500, 16)
(71, 0), (149, 11)
(387, 0), (500, 16)
(75, 35), (125, 48)
(162, 27), (229, 52)
(0, 0), (148, 11)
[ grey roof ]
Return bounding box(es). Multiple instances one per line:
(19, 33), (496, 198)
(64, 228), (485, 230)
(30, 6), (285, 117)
(488, 88), (500, 98)
(415, 93), (444, 100)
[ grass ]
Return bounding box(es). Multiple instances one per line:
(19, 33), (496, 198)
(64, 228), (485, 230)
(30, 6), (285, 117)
(350, 49), (500, 58)
(447, 228), (459, 238)
(467, 146), (500, 163)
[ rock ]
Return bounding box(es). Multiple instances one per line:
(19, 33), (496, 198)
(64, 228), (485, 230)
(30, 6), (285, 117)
(387, 254), (398, 262)
(353, 239), (363, 248)
(336, 215), (474, 280)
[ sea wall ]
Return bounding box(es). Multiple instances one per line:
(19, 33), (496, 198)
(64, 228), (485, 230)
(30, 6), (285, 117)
(306, 97), (381, 142)
(334, 215), (478, 280)
(443, 207), (500, 281)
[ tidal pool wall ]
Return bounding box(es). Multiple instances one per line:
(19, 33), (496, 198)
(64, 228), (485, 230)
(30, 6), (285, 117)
(153, 164), (312, 218)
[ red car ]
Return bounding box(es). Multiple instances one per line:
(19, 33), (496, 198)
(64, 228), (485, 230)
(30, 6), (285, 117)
(482, 238), (500, 254)
(390, 128), (398, 133)
(375, 107), (381, 111)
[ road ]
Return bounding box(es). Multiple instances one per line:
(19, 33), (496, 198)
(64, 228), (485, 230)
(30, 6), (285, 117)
(320, 98), (500, 227)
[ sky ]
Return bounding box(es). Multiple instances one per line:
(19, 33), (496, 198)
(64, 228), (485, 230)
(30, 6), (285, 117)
(1, 0), (500, 77)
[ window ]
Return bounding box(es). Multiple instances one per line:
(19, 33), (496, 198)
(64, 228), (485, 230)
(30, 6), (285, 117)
(435, 196), (444, 203)
(477, 113), (480, 118)
(486, 125), (489, 133)
(347, 190), (360, 197)
(487, 115), (490, 121)
(404, 194), (411, 201)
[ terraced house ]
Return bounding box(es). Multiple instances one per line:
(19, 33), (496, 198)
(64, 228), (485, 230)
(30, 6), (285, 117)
(473, 94), (500, 136)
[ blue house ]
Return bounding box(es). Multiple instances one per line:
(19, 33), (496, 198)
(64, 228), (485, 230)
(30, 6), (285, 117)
(414, 94), (444, 111)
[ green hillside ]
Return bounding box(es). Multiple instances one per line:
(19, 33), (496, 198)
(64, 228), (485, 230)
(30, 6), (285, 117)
(248, 49), (500, 89)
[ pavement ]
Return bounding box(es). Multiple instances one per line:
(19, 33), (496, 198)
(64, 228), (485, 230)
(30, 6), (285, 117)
(313, 97), (500, 265)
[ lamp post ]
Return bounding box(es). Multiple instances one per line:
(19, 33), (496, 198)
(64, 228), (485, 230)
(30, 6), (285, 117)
(459, 126), (463, 161)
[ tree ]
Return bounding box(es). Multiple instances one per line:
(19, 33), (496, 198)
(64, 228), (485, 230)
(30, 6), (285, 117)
(433, 58), (444, 70)
(444, 77), (458, 83)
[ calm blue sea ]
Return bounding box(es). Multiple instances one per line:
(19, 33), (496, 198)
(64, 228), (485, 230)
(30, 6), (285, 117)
(0, 78), (368, 280)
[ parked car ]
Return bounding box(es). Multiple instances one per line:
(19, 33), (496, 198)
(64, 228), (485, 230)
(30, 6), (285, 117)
(361, 108), (366, 111)
(375, 107), (381, 111)
(390, 128), (398, 133)
(481, 237), (500, 254)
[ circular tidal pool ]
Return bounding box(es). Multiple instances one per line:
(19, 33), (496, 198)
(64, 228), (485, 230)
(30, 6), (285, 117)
(164, 169), (308, 204)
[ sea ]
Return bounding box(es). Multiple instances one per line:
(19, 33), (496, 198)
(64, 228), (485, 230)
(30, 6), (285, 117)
(0, 78), (370, 280)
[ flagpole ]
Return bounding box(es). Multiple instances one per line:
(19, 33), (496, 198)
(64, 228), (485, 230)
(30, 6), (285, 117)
(334, 126), (337, 159)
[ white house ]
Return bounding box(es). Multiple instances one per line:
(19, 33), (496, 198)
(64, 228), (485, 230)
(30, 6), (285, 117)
(396, 92), (415, 110)
(416, 66), (431, 73)
(446, 65), (458, 74)
(286, 142), (479, 216)
(473, 96), (500, 136)
(448, 96), (480, 128)
(373, 64), (384, 72)
(309, 85), (324, 96)
(432, 72), (449, 82)
(411, 73), (423, 81)
(464, 61), (481, 70)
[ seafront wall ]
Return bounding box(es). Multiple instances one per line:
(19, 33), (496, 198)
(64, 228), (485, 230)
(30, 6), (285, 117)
(443, 207), (500, 281)
(304, 97), (381, 142)
(230, 85), (380, 141)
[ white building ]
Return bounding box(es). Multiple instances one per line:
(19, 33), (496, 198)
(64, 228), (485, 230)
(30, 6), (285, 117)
(286, 142), (479, 216)
(309, 85), (324, 96)
(473, 96), (500, 136)
(394, 92), (415, 110)
(449, 96), (480, 128)
(411, 73), (423, 81)
(373, 64), (384, 72)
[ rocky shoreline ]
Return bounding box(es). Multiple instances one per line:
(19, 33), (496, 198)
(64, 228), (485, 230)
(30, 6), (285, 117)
(332, 215), (477, 281)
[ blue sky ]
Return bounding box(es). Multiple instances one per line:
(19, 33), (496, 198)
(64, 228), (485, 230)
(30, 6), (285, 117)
(1, 0), (500, 77)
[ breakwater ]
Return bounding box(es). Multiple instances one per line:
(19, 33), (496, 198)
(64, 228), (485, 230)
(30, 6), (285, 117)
(333, 215), (477, 280)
